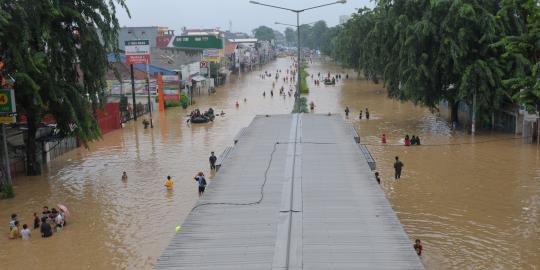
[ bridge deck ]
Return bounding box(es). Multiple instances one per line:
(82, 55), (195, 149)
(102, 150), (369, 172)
(155, 114), (424, 270)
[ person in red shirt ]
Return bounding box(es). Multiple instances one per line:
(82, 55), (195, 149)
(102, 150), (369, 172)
(382, 134), (387, 144)
(404, 135), (411, 146)
(414, 239), (423, 256)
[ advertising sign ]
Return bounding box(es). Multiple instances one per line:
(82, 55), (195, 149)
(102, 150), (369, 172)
(200, 61), (209, 68)
(161, 75), (180, 101)
(156, 36), (173, 48)
(0, 116), (15, 124)
(202, 49), (223, 62)
(0, 89), (16, 113)
(106, 80), (157, 97)
(125, 40), (151, 64)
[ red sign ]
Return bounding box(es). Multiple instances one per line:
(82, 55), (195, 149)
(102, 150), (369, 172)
(126, 54), (151, 65)
(200, 61), (208, 68)
(156, 36), (173, 48)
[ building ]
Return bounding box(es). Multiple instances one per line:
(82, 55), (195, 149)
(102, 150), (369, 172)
(118, 26), (169, 50)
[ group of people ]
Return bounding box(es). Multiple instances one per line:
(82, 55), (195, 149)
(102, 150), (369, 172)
(404, 135), (421, 146)
(344, 106), (370, 120)
(261, 66), (298, 100)
(161, 172), (207, 197)
(7, 205), (67, 240)
(157, 151), (215, 197)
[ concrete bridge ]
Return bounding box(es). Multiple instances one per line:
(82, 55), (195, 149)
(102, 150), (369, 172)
(155, 114), (424, 270)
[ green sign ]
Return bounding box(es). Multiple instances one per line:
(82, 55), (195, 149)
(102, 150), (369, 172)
(171, 35), (224, 49)
(0, 89), (16, 113)
(125, 40), (150, 46)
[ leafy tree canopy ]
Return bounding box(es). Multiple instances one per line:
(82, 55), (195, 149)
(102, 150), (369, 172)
(0, 0), (129, 175)
(252, 25), (276, 41)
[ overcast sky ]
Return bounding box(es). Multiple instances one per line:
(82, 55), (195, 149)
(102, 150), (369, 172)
(116, 0), (373, 34)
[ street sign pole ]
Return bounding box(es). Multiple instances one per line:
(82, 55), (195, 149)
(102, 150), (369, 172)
(146, 59), (153, 128)
(0, 89), (16, 186)
(130, 64), (137, 121)
(1, 124), (11, 185)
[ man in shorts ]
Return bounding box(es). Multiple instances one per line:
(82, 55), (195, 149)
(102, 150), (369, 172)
(194, 172), (207, 197)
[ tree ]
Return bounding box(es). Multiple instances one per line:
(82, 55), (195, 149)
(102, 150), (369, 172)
(284, 27), (297, 47)
(273, 30), (285, 46)
(0, 0), (128, 175)
(495, 0), (540, 112)
(252, 26), (275, 41)
(310, 21), (329, 50)
(298, 24), (313, 49)
(325, 0), (513, 125)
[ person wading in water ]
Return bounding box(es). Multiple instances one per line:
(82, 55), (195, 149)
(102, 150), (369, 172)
(394, 156), (404, 180)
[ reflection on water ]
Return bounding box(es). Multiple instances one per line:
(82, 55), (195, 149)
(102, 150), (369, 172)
(0, 57), (539, 269)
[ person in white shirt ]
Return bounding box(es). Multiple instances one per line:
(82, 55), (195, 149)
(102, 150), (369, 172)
(21, 224), (31, 240)
(55, 213), (64, 232)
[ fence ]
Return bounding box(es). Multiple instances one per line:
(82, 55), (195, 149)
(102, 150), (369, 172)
(121, 103), (151, 123)
(43, 137), (79, 163)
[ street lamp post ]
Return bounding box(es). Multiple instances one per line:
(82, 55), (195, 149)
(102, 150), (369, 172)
(249, 0), (346, 109)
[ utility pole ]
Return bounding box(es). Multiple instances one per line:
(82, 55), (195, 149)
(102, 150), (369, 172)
(472, 89), (476, 135)
(296, 12), (301, 101)
(1, 124), (11, 185)
(130, 64), (137, 121)
(249, 0), (347, 110)
(145, 59), (153, 128)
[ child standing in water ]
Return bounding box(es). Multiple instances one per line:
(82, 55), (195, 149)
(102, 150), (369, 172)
(164, 176), (174, 190)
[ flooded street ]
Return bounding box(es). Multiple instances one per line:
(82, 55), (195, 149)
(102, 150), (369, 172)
(1, 57), (539, 269)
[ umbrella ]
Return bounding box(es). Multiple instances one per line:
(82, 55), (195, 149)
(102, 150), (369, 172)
(57, 204), (70, 217)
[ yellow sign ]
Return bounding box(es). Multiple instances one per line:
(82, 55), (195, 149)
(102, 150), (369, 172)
(202, 57), (221, 63)
(0, 116), (15, 124)
(0, 93), (8, 105)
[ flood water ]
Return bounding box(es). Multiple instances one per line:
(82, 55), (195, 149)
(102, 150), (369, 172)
(1, 57), (539, 269)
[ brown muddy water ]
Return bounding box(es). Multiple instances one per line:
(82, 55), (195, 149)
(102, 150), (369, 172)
(0, 57), (539, 269)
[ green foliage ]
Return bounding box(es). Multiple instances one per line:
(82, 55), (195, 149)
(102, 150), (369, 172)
(0, 0), (128, 175)
(493, 0), (540, 112)
(285, 21), (329, 50)
(292, 97), (309, 113)
(252, 26), (276, 41)
(1, 183), (14, 199)
(180, 93), (190, 109)
(300, 64), (309, 94)
(284, 27), (297, 46)
(165, 100), (181, 108)
(142, 119), (150, 129)
(319, 0), (540, 124)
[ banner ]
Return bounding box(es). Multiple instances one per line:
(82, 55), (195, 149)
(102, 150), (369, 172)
(106, 80), (157, 97)
(202, 49), (223, 62)
(125, 40), (151, 64)
(161, 75), (180, 100)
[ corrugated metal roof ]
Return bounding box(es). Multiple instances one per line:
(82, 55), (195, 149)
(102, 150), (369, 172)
(155, 114), (424, 270)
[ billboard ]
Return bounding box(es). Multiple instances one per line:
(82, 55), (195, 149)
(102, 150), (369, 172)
(161, 75), (180, 101)
(125, 40), (151, 64)
(202, 49), (223, 62)
(106, 80), (157, 97)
